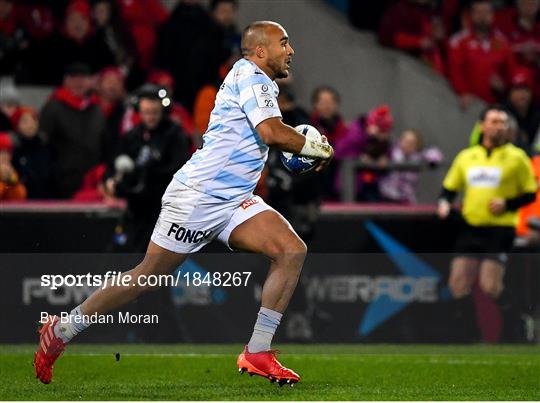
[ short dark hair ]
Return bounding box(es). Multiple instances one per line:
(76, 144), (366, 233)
(241, 21), (272, 57)
(129, 84), (169, 112)
(311, 86), (340, 105)
(479, 104), (507, 121)
(210, 0), (237, 11)
(136, 84), (165, 103)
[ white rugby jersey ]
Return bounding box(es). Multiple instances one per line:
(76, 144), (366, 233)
(174, 58), (281, 201)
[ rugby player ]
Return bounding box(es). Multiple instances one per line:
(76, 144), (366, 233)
(438, 105), (537, 336)
(34, 21), (333, 386)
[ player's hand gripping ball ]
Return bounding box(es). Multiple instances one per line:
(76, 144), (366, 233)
(280, 124), (323, 174)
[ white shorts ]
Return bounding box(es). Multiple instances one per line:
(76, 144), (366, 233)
(151, 179), (273, 253)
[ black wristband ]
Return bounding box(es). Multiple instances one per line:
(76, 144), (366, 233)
(505, 193), (536, 211)
(439, 187), (457, 203)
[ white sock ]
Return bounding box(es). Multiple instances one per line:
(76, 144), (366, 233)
(247, 307), (282, 353)
(53, 305), (91, 343)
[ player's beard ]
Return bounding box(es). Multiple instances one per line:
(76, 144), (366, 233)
(275, 69), (289, 79)
(269, 58), (289, 79)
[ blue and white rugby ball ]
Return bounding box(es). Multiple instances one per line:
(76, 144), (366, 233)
(280, 124), (322, 174)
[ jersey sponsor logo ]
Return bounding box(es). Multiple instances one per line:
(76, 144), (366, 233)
(241, 198), (259, 209)
(251, 83), (276, 108)
(167, 223), (212, 244)
(466, 167), (502, 188)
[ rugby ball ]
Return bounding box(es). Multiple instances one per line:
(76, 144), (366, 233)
(280, 124), (322, 173)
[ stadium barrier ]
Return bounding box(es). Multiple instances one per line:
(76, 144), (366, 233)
(1, 202), (538, 343)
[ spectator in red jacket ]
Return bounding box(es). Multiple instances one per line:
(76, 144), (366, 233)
(448, 0), (516, 109)
(310, 86), (348, 200)
(96, 66), (127, 161)
(496, 0), (540, 104)
(335, 105), (394, 201)
(97, 67), (125, 118)
(496, 0), (540, 56)
(0, 132), (27, 200)
(11, 106), (53, 199)
(503, 68), (540, 151)
(310, 86), (348, 146)
(40, 63), (106, 198)
(379, 0), (446, 74)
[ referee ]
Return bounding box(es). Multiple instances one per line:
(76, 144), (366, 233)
(438, 105), (537, 338)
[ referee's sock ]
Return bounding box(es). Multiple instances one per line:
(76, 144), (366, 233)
(247, 307), (282, 353)
(495, 288), (522, 341)
(452, 295), (478, 342)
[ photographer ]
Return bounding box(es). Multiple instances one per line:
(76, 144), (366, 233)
(105, 84), (191, 252)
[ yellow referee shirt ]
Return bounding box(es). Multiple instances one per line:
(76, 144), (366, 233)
(443, 143), (537, 227)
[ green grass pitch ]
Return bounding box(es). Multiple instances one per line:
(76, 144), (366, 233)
(1, 344), (539, 400)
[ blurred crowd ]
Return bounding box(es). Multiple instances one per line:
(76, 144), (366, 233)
(355, 0), (540, 154)
(355, 0), (540, 245)
(0, 0), (445, 210)
(0, 0), (237, 203)
(0, 0), (537, 229)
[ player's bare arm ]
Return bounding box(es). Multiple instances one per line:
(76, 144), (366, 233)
(256, 117), (334, 172)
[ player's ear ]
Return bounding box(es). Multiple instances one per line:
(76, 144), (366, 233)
(256, 46), (265, 59)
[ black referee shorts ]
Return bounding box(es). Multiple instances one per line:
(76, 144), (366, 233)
(454, 223), (515, 265)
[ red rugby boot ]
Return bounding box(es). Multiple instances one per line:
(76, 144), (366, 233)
(34, 315), (65, 384)
(237, 345), (300, 386)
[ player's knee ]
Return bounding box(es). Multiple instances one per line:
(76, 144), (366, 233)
(267, 236), (307, 268)
(479, 277), (503, 299)
(449, 276), (472, 299)
(291, 237), (307, 258)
